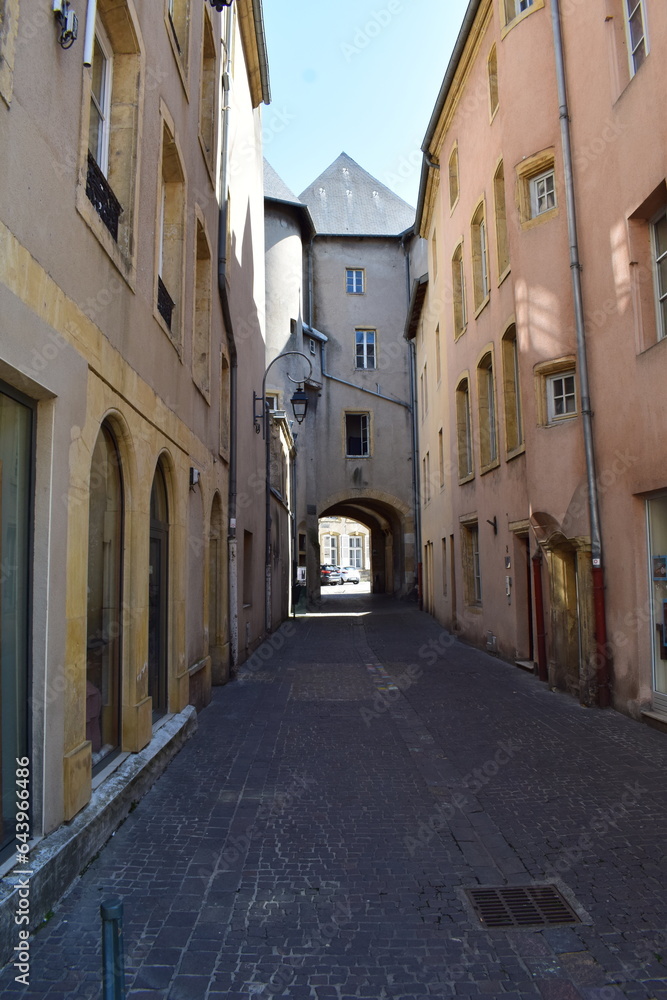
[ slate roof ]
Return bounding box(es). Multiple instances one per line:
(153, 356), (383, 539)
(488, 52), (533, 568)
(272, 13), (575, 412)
(264, 159), (304, 208)
(298, 152), (415, 237)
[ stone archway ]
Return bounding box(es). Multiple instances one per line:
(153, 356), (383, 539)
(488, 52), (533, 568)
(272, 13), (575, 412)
(316, 489), (415, 598)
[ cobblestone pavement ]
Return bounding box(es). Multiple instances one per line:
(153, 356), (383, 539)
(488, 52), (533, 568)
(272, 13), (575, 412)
(2, 593), (667, 999)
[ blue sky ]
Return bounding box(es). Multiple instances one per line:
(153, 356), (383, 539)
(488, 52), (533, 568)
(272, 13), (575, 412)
(261, 0), (471, 209)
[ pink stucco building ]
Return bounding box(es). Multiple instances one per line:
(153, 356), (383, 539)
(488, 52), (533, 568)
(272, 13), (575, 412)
(409, 0), (667, 725)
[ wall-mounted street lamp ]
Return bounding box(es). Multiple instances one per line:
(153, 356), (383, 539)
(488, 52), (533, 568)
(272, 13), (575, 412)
(206, 0), (234, 9)
(253, 352), (313, 436)
(254, 352), (313, 634)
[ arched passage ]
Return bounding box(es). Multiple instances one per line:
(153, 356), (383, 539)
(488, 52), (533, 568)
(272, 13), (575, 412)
(317, 491), (415, 597)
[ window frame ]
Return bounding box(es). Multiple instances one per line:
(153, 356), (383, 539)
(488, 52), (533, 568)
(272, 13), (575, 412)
(546, 371), (577, 423)
(516, 149), (558, 229)
(354, 328), (377, 370)
(88, 26), (113, 177)
(530, 168), (557, 219)
(501, 0), (543, 35)
(487, 45), (499, 119)
(346, 268), (365, 295)
(471, 201), (490, 314)
(345, 412), (371, 458)
(461, 519), (482, 606)
(448, 144), (460, 212)
(477, 350), (499, 472)
(493, 160), (510, 281)
(651, 209), (667, 342)
(456, 376), (474, 483)
(625, 0), (649, 77)
(452, 241), (467, 338)
(501, 324), (524, 456)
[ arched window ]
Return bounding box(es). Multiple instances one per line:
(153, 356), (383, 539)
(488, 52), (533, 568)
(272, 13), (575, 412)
(149, 461), (169, 719)
(86, 424), (123, 770)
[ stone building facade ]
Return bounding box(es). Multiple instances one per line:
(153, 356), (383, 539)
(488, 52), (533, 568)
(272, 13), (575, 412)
(0, 0), (273, 945)
(264, 153), (419, 605)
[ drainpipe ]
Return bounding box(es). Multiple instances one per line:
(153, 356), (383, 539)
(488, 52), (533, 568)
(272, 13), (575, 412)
(83, 0), (97, 66)
(319, 344), (411, 410)
(217, 4), (239, 672)
(402, 236), (422, 606)
(551, 0), (610, 707)
(532, 551), (548, 683)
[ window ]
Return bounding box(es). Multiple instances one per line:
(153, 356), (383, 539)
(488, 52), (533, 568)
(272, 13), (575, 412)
(323, 535), (339, 565)
(242, 531), (253, 607)
(462, 521), (482, 605)
(309, 338), (316, 355)
(421, 362), (428, 419)
(193, 216), (212, 396)
(504, 0), (535, 24)
(346, 269), (364, 294)
(626, 0), (648, 75)
(0, 385), (33, 863)
(88, 29), (112, 177)
(477, 353), (498, 469)
(652, 211), (667, 341)
(166, 0), (191, 75)
(0, 0), (20, 105)
(199, 8), (217, 177)
(494, 161), (510, 278)
(422, 452), (431, 505)
(449, 145), (460, 210)
(349, 536), (362, 569)
(456, 377), (474, 480)
(471, 202), (489, 311)
(156, 116), (186, 345)
(547, 372), (577, 422)
(535, 357), (578, 425)
(87, 423), (124, 771)
(488, 45), (499, 118)
(452, 242), (467, 338)
(438, 428), (445, 489)
(435, 325), (441, 382)
(78, 1), (142, 272)
(502, 325), (524, 453)
(517, 150), (557, 228)
(442, 538), (448, 597)
(355, 329), (376, 370)
(531, 170), (556, 218)
(345, 413), (370, 457)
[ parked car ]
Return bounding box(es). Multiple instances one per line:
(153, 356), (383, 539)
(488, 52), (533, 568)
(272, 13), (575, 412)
(339, 566), (361, 584)
(320, 564), (342, 585)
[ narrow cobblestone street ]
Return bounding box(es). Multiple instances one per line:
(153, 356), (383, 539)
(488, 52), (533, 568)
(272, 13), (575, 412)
(3, 594), (667, 1000)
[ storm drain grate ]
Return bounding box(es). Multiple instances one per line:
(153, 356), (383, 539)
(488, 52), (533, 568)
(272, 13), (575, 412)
(465, 885), (580, 929)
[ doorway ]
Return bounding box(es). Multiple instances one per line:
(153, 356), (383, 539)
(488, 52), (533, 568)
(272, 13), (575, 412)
(148, 462), (169, 720)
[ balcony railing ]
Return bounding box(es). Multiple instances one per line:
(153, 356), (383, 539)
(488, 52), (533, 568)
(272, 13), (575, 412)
(86, 152), (123, 241)
(157, 276), (175, 330)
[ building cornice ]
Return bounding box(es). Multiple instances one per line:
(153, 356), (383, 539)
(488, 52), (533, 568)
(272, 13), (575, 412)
(237, 0), (271, 108)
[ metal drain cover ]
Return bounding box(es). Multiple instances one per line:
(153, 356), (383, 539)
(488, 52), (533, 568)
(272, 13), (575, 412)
(465, 885), (580, 929)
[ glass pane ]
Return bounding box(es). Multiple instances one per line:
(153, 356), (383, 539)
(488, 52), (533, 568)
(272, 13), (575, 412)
(0, 391), (32, 858)
(648, 496), (667, 696)
(628, 7), (644, 50)
(660, 299), (667, 340)
(654, 215), (667, 261)
(355, 331), (364, 344)
(87, 426), (123, 769)
(91, 37), (106, 106)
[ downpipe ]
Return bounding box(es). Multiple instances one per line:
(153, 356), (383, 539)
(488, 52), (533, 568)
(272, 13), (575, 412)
(551, 0), (610, 707)
(217, 4), (239, 672)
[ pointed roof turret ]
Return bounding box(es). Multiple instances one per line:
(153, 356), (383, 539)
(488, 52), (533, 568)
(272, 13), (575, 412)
(299, 152), (415, 237)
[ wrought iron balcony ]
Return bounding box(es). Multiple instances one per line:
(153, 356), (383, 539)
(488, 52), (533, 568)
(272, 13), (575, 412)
(157, 276), (175, 330)
(86, 152), (122, 241)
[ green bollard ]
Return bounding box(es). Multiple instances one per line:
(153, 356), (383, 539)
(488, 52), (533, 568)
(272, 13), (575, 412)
(101, 897), (126, 1000)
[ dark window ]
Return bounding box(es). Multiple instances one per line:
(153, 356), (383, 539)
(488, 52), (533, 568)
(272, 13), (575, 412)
(345, 413), (369, 457)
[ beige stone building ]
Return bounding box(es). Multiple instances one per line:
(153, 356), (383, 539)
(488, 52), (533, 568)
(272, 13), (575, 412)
(410, 0), (667, 723)
(264, 154), (419, 605)
(0, 0), (273, 938)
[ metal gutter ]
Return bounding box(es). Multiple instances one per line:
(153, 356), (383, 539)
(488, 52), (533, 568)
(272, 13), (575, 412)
(217, 4), (238, 671)
(551, 0), (609, 707)
(251, 0), (271, 105)
(319, 343), (411, 411)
